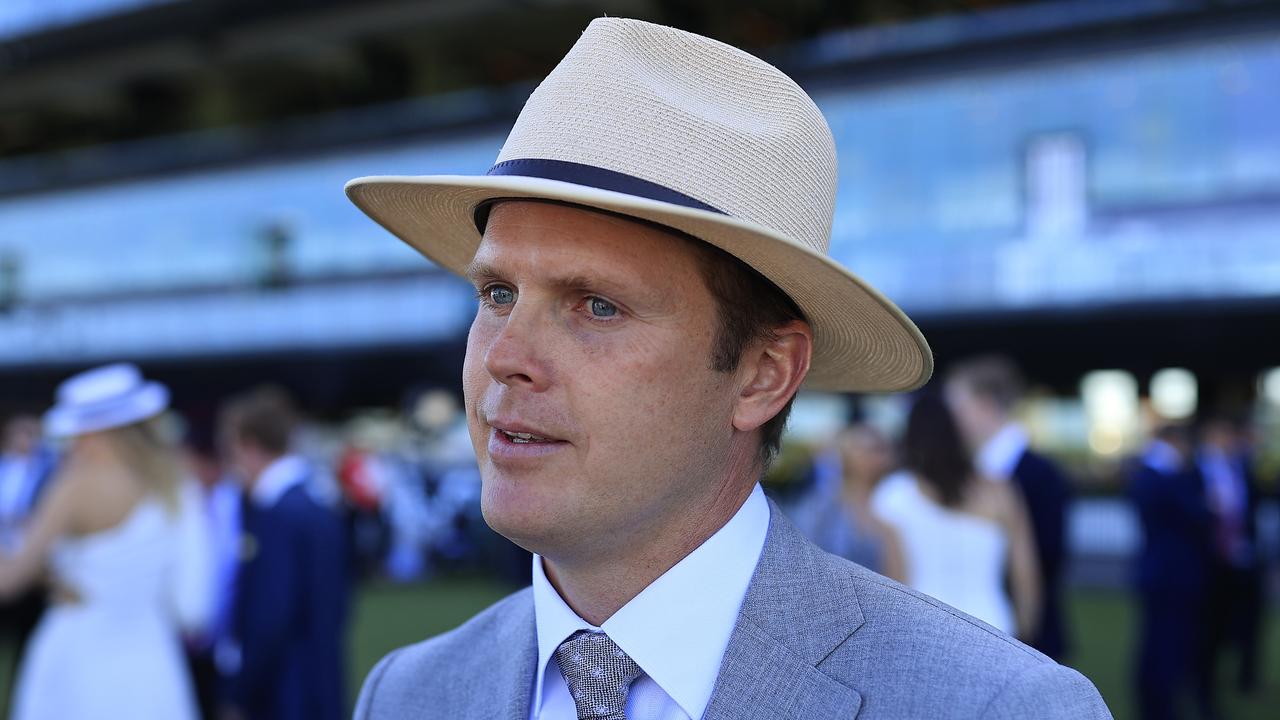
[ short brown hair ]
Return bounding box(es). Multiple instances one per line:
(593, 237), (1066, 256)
(222, 385), (298, 456)
(947, 355), (1025, 412)
(684, 238), (807, 465)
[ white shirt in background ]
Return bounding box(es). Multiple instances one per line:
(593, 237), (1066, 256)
(250, 454), (309, 508)
(977, 423), (1029, 482)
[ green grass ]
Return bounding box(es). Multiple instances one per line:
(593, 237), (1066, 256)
(3, 582), (1277, 719)
(346, 574), (516, 695)
(1065, 590), (1280, 720)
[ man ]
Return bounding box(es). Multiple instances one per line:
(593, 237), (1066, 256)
(1194, 417), (1265, 715)
(218, 387), (349, 720)
(1129, 425), (1212, 720)
(944, 356), (1073, 659)
(346, 17), (1110, 719)
(0, 414), (56, 692)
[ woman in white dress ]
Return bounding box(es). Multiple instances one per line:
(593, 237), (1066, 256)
(872, 394), (1041, 639)
(0, 363), (213, 720)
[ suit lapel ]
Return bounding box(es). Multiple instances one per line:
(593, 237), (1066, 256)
(458, 591), (537, 720)
(705, 500), (865, 719)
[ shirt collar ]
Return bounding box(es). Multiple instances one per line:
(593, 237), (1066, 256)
(251, 454), (309, 508)
(532, 483), (770, 720)
(977, 422), (1028, 480)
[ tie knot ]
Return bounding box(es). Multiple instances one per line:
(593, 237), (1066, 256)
(553, 631), (644, 720)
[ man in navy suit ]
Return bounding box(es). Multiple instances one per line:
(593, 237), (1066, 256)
(1129, 424), (1212, 720)
(218, 388), (349, 720)
(1195, 417), (1266, 714)
(0, 414), (57, 690)
(945, 356), (1073, 659)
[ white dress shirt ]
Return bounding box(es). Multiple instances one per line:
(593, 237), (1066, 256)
(976, 422), (1029, 482)
(530, 483), (770, 720)
(250, 454), (309, 508)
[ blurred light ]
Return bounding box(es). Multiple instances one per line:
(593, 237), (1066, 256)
(1261, 368), (1280, 406)
(1081, 370), (1139, 456)
(784, 392), (851, 444)
(1025, 133), (1087, 241)
(1150, 368), (1197, 420)
(1088, 427), (1124, 456)
(861, 394), (911, 440)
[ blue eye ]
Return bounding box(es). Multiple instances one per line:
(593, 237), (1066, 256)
(488, 286), (515, 305)
(589, 297), (618, 318)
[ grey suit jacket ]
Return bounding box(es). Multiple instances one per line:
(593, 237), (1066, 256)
(354, 501), (1112, 719)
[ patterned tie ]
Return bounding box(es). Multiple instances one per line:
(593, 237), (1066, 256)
(553, 631), (644, 720)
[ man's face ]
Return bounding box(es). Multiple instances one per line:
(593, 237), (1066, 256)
(463, 201), (740, 563)
(839, 426), (892, 486)
(2, 417), (39, 456)
(943, 379), (991, 449)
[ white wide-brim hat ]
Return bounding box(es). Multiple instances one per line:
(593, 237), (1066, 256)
(346, 18), (932, 392)
(44, 363), (170, 438)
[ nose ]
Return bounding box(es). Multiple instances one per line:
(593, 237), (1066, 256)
(482, 301), (552, 392)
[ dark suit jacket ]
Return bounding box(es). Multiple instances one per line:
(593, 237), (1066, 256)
(229, 482), (350, 720)
(1010, 449), (1072, 659)
(1129, 460), (1212, 593)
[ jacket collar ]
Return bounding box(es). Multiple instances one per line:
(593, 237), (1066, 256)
(704, 499), (864, 719)
(469, 590), (538, 720)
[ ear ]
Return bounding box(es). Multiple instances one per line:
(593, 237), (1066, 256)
(732, 320), (812, 434)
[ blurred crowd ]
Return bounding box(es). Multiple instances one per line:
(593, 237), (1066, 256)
(786, 356), (1276, 720)
(0, 363), (513, 720)
(0, 355), (1276, 720)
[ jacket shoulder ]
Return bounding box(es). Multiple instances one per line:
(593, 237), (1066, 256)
(354, 587), (533, 719)
(817, 555), (1110, 717)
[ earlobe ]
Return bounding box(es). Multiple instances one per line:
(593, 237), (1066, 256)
(731, 320), (812, 433)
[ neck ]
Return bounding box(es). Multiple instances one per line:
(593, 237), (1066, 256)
(974, 416), (1010, 449)
(542, 451), (760, 626)
(244, 451), (285, 490)
(840, 478), (873, 507)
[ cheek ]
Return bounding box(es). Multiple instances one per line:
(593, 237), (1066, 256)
(575, 338), (729, 461)
(462, 314), (495, 391)
(462, 315), (495, 441)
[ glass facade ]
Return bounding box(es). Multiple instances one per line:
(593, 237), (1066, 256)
(0, 27), (1277, 361)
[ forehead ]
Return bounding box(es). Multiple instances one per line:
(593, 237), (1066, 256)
(470, 201), (705, 282)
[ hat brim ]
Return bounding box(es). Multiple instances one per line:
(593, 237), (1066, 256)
(345, 175), (932, 393)
(44, 382), (169, 438)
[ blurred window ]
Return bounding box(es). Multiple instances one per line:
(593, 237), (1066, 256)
(0, 0), (175, 40)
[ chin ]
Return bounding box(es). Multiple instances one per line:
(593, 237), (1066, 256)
(479, 474), (565, 554)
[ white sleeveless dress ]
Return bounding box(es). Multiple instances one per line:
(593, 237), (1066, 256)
(11, 482), (213, 720)
(871, 472), (1015, 634)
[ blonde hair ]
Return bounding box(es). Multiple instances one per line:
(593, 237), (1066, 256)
(102, 416), (184, 513)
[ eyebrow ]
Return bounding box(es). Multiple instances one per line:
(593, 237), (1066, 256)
(463, 260), (500, 284)
(463, 261), (619, 294)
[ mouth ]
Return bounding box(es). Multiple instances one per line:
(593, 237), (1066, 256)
(485, 420), (569, 462)
(497, 429), (556, 445)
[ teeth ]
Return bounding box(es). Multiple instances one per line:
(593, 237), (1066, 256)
(502, 430), (549, 443)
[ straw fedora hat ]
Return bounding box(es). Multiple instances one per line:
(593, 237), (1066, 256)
(44, 363), (170, 438)
(346, 17), (931, 392)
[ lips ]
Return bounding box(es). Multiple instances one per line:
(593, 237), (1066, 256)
(488, 419), (564, 444)
(499, 429), (554, 444)
(483, 413), (570, 464)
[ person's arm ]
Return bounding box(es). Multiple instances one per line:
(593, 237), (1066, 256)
(998, 482), (1042, 641)
(875, 519), (907, 583)
(169, 480), (215, 634)
(0, 471), (74, 599)
(228, 508), (301, 705)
